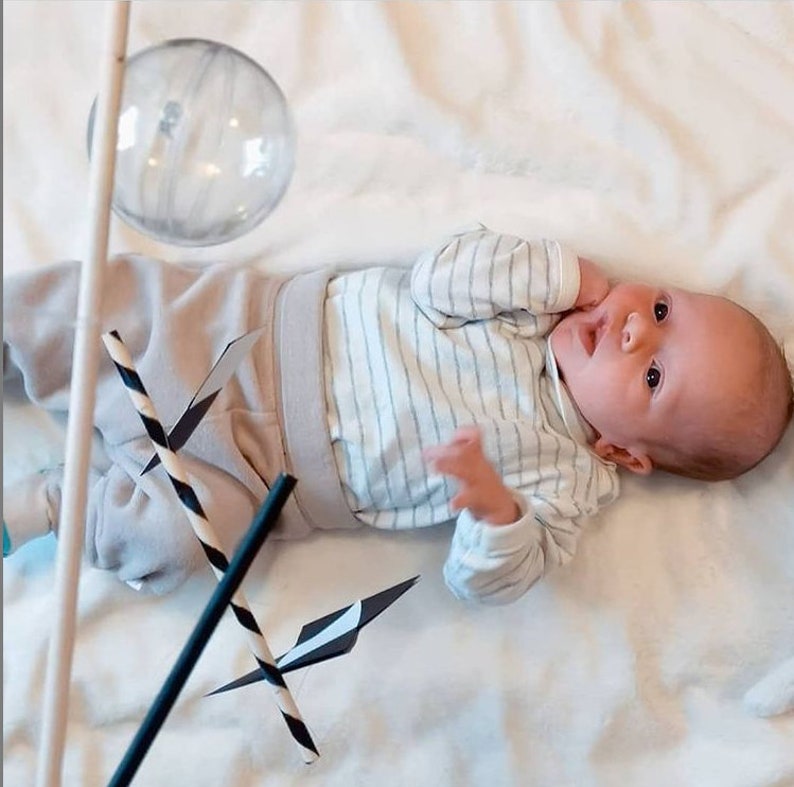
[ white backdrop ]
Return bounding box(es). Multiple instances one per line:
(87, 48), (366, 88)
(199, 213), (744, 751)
(3, 2), (794, 786)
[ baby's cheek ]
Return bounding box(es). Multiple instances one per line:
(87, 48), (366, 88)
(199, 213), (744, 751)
(548, 326), (576, 376)
(572, 364), (625, 423)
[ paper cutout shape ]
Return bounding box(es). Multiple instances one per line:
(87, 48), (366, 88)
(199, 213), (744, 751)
(207, 575), (419, 696)
(141, 327), (265, 475)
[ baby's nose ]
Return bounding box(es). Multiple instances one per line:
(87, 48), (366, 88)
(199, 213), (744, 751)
(621, 312), (649, 351)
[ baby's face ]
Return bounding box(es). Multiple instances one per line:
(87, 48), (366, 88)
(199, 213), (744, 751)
(550, 281), (756, 472)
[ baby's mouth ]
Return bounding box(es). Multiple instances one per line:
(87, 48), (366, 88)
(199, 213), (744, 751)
(579, 315), (607, 356)
(593, 315), (608, 350)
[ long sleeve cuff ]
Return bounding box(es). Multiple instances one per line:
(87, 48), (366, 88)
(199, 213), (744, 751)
(550, 242), (581, 312)
(443, 492), (547, 605)
(452, 492), (534, 555)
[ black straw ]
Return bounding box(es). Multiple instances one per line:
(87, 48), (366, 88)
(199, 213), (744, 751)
(108, 473), (297, 787)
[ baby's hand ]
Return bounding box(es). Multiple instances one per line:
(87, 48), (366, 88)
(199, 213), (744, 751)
(576, 257), (610, 310)
(423, 427), (520, 525)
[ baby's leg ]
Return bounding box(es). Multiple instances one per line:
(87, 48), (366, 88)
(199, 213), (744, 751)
(3, 468), (65, 555)
(3, 260), (84, 412)
(2, 257), (136, 557)
(7, 434), (263, 593)
(744, 657), (794, 718)
(3, 255), (288, 589)
(90, 436), (264, 592)
(4, 263), (91, 554)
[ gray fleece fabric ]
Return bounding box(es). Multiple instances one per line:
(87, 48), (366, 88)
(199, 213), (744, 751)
(3, 255), (359, 593)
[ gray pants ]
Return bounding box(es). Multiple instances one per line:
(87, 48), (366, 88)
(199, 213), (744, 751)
(4, 255), (303, 592)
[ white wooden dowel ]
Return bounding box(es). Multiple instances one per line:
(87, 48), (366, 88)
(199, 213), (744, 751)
(36, 3), (131, 786)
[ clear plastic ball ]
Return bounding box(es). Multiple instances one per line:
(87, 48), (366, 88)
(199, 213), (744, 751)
(88, 38), (294, 247)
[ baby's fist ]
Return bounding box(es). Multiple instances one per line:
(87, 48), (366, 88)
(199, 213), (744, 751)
(575, 257), (610, 310)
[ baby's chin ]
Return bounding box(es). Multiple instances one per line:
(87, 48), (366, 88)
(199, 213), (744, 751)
(549, 311), (588, 382)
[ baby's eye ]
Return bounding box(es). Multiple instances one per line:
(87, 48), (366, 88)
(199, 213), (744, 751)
(646, 364), (662, 389)
(653, 301), (669, 322)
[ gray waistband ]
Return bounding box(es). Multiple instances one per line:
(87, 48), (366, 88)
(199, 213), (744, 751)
(274, 269), (362, 531)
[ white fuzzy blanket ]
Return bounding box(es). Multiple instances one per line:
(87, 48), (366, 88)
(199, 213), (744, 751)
(4, 2), (794, 785)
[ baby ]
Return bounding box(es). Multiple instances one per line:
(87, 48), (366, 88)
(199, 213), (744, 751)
(3, 225), (792, 603)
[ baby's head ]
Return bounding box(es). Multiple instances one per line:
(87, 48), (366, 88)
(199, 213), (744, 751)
(550, 280), (793, 481)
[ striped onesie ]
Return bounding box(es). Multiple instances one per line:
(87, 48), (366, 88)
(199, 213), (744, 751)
(3, 226), (618, 603)
(324, 226), (619, 602)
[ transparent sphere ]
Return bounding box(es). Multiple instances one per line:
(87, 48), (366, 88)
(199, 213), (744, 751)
(88, 38), (294, 246)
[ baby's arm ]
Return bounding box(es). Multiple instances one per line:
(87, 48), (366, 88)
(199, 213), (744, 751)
(575, 257), (610, 310)
(410, 225), (582, 333)
(425, 426), (581, 605)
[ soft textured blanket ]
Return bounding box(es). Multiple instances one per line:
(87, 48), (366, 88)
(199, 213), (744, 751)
(3, 2), (793, 785)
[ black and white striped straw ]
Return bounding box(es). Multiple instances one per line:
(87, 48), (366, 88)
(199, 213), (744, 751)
(102, 330), (319, 763)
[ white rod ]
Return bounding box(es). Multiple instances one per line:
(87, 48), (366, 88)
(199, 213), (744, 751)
(35, 3), (131, 786)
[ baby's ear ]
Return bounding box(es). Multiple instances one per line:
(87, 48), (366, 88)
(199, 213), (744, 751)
(592, 438), (653, 475)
